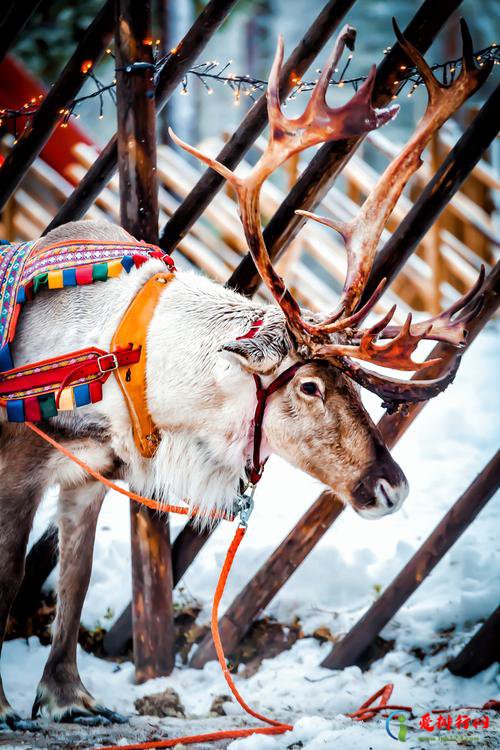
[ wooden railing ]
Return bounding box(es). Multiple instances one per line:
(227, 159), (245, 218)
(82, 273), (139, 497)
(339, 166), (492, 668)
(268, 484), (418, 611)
(1, 122), (497, 320)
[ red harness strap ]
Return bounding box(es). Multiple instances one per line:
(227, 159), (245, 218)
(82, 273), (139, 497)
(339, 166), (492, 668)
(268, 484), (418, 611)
(0, 346), (141, 410)
(249, 362), (303, 485)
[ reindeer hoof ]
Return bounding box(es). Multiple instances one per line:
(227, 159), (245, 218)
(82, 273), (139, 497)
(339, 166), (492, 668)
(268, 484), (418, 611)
(0, 710), (39, 732)
(68, 705), (127, 726)
(32, 686), (127, 725)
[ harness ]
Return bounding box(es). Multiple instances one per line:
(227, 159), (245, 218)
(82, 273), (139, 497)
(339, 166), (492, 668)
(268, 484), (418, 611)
(0, 238), (304, 493)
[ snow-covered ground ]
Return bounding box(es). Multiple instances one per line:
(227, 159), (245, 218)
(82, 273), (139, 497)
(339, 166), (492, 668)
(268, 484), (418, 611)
(3, 323), (499, 749)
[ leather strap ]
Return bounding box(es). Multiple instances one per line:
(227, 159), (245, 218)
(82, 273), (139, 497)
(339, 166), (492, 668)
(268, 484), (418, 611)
(249, 362), (303, 485)
(110, 272), (175, 458)
(0, 347), (141, 402)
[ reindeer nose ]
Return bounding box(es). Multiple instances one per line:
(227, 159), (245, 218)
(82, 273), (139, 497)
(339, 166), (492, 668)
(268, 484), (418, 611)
(352, 456), (408, 516)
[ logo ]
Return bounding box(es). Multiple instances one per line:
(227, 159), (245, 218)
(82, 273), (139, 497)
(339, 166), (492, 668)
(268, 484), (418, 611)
(386, 710), (409, 742)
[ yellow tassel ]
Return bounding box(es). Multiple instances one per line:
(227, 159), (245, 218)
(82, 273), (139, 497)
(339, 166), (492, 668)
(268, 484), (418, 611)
(47, 269), (64, 289)
(58, 388), (74, 411)
(107, 260), (123, 278)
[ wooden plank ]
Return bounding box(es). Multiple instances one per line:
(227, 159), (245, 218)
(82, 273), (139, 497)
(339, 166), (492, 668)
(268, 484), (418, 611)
(447, 605), (500, 677)
(115, 0), (174, 683)
(44, 0), (240, 233)
(0, 0), (114, 212)
(159, 0), (358, 251)
(424, 135), (443, 313)
(227, 0), (465, 296)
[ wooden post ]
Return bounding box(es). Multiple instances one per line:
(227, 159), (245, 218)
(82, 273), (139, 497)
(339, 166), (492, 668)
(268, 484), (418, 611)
(44, 0), (240, 234)
(358, 84), (500, 310)
(0, 0), (43, 64)
(321, 452), (500, 669)
(447, 605), (500, 677)
(159, 0), (357, 251)
(103, 519), (215, 657)
(115, 0), (174, 682)
(0, 0), (115, 213)
(189, 263), (498, 668)
(227, 0), (465, 296)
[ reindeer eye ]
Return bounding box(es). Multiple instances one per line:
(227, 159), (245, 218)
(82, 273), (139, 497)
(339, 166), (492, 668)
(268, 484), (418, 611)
(300, 381), (320, 397)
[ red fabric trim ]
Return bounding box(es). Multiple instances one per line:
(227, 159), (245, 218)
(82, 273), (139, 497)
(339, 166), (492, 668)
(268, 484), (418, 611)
(7, 303), (21, 344)
(236, 319), (264, 341)
(54, 347), (141, 406)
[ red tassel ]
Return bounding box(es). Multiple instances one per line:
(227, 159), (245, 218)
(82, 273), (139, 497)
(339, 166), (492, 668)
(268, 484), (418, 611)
(24, 396), (42, 421)
(133, 254), (149, 268)
(75, 265), (94, 285)
(89, 379), (103, 403)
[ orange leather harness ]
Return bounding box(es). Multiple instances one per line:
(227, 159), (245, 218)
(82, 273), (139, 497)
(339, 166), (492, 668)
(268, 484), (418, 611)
(111, 272), (175, 457)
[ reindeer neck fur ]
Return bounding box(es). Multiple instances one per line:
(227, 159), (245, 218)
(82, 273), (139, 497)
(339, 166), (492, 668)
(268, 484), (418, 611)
(10, 257), (292, 522)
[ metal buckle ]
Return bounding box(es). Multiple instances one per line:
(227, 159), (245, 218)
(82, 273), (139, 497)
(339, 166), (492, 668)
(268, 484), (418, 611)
(235, 484), (256, 528)
(97, 353), (119, 373)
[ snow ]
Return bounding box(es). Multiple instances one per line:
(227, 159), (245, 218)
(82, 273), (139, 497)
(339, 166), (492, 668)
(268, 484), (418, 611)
(3, 323), (499, 749)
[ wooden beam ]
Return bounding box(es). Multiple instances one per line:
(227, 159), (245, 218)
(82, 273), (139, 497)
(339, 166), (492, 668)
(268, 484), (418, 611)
(115, 0), (174, 683)
(447, 605), (500, 677)
(44, 0), (240, 234)
(0, 0), (114, 213)
(359, 84), (500, 310)
(189, 262), (499, 667)
(0, 0), (43, 64)
(159, 0), (357, 252)
(227, 0), (465, 296)
(321, 451), (500, 669)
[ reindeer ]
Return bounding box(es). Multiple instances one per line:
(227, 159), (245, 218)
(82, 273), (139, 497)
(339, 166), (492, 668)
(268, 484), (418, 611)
(0, 22), (489, 729)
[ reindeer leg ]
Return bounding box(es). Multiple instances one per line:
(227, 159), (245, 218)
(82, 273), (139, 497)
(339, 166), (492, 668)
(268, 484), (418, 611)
(0, 429), (46, 731)
(33, 482), (126, 726)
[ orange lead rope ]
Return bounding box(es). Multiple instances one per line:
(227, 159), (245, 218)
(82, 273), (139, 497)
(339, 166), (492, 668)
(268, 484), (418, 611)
(97, 525), (293, 750)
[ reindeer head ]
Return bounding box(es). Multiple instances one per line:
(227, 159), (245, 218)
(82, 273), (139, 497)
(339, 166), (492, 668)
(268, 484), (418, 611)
(171, 21), (489, 518)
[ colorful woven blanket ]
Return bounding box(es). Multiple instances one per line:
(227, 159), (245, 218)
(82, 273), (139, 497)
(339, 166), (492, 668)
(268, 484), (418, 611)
(0, 238), (171, 421)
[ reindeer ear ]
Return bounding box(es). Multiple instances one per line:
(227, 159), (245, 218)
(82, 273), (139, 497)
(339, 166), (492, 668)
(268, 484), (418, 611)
(220, 314), (291, 374)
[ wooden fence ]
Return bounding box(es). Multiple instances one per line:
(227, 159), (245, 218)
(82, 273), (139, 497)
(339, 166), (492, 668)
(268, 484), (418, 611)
(0, 0), (498, 682)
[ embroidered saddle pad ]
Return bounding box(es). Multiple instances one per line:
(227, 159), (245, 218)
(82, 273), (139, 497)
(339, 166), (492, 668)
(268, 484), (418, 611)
(0, 238), (168, 420)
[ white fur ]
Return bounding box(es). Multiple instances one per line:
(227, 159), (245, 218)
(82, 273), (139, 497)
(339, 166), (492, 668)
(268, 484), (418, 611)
(11, 261), (272, 522)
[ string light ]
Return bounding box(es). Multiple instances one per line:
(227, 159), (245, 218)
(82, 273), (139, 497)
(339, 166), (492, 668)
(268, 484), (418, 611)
(0, 42), (497, 139)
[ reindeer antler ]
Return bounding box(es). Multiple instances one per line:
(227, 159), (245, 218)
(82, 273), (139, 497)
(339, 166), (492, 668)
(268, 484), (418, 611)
(170, 20), (491, 408)
(299, 19), (492, 326)
(170, 24), (400, 346)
